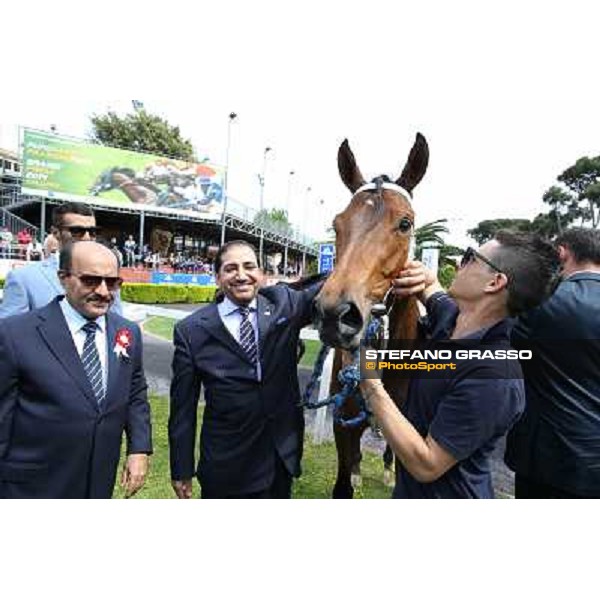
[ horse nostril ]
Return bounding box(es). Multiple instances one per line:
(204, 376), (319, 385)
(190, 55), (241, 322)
(338, 302), (363, 331)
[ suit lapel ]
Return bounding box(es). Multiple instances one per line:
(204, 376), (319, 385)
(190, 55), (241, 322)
(104, 314), (119, 410)
(257, 295), (275, 351)
(36, 300), (99, 411)
(200, 303), (250, 363)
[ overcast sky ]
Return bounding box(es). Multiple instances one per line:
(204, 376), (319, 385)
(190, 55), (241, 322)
(2, 0), (599, 245)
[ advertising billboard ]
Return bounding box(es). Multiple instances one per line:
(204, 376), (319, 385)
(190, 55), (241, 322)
(21, 129), (224, 220)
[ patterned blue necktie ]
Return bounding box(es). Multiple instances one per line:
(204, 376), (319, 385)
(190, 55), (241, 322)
(81, 321), (105, 406)
(238, 306), (258, 365)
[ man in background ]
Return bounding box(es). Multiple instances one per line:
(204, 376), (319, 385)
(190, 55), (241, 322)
(0, 202), (121, 317)
(505, 227), (600, 498)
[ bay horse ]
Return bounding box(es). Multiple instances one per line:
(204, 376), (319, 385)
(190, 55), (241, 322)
(314, 134), (429, 498)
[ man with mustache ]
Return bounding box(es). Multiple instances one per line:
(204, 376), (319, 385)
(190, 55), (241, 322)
(169, 240), (323, 499)
(0, 241), (152, 498)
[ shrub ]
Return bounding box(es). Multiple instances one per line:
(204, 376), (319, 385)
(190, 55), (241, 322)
(0, 277), (4, 290)
(438, 264), (457, 289)
(186, 285), (218, 303)
(121, 283), (217, 304)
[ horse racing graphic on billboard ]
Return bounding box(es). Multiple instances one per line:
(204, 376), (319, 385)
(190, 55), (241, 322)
(21, 129), (224, 219)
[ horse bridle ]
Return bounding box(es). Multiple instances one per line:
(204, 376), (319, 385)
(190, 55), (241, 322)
(351, 179), (416, 336)
(353, 180), (413, 200)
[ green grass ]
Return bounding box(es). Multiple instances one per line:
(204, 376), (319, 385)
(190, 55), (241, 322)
(114, 394), (391, 499)
(143, 316), (176, 341)
(300, 339), (321, 368)
(144, 316), (323, 369)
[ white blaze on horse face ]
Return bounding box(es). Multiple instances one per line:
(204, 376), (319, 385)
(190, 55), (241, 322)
(365, 199), (374, 207)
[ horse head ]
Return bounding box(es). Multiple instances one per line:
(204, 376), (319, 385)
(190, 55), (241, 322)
(314, 133), (429, 350)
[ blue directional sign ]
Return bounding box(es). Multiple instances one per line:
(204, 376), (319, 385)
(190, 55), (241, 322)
(318, 243), (335, 274)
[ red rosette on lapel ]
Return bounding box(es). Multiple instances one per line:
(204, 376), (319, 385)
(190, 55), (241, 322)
(114, 327), (133, 360)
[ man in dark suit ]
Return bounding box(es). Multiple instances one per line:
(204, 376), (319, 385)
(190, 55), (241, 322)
(505, 227), (600, 498)
(0, 241), (152, 499)
(169, 240), (322, 499)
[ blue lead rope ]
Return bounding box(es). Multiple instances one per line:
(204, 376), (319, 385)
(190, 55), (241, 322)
(300, 316), (385, 428)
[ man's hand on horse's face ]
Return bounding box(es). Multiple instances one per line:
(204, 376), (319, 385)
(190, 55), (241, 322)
(392, 260), (434, 297)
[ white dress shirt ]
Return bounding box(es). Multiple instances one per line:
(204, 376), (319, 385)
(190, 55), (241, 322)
(217, 296), (261, 379)
(59, 298), (108, 392)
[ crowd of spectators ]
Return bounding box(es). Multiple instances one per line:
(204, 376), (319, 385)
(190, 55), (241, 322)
(0, 226), (45, 261)
(102, 234), (215, 274)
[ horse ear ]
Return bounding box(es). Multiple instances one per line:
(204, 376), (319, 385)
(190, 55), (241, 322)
(338, 139), (366, 193)
(396, 133), (429, 194)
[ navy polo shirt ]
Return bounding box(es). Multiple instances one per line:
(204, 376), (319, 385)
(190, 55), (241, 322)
(393, 292), (526, 499)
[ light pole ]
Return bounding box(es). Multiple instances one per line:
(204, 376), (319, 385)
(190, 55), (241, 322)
(220, 112), (237, 246)
(286, 170), (295, 217)
(259, 146), (272, 213)
(258, 146), (271, 269)
(283, 170), (296, 275)
(301, 186), (312, 275)
(283, 170), (295, 275)
(317, 198), (325, 241)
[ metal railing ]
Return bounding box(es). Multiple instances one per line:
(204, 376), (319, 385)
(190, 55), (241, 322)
(0, 208), (40, 240)
(226, 197), (316, 247)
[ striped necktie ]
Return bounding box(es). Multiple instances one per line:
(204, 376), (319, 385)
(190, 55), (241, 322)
(81, 321), (105, 406)
(238, 306), (258, 365)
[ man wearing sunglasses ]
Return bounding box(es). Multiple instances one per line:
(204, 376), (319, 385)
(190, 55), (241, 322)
(0, 202), (122, 318)
(360, 231), (558, 498)
(0, 241), (152, 498)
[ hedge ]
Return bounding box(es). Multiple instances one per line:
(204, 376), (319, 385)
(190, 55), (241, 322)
(120, 283), (217, 304)
(0, 279), (216, 303)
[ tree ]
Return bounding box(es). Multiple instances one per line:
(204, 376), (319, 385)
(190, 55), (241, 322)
(90, 110), (195, 161)
(543, 156), (600, 229)
(439, 243), (464, 266)
(438, 264), (457, 289)
(253, 208), (293, 236)
(467, 218), (532, 245)
(415, 218), (449, 251)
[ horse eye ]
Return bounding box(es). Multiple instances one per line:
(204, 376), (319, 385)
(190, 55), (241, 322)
(397, 218), (412, 233)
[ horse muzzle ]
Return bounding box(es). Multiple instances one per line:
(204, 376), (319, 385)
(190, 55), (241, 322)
(313, 298), (364, 350)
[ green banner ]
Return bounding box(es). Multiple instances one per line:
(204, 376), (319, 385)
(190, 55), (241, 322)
(21, 129), (224, 219)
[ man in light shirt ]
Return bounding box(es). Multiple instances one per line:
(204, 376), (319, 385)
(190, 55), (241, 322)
(0, 241), (152, 498)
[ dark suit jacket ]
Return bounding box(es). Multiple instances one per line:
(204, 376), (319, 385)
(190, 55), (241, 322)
(0, 298), (152, 499)
(505, 272), (600, 495)
(169, 282), (321, 497)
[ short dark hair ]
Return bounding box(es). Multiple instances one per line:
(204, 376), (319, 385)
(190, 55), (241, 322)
(52, 202), (95, 229)
(59, 240), (113, 272)
(555, 227), (600, 265)
(214, 240), (259, 273)
(490, 230), (560, 316)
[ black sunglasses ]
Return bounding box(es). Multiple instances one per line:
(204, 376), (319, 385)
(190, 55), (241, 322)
(67, 272), (123, 291)
(460, 247), (506, 276)
(63, 226), (100, 239)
